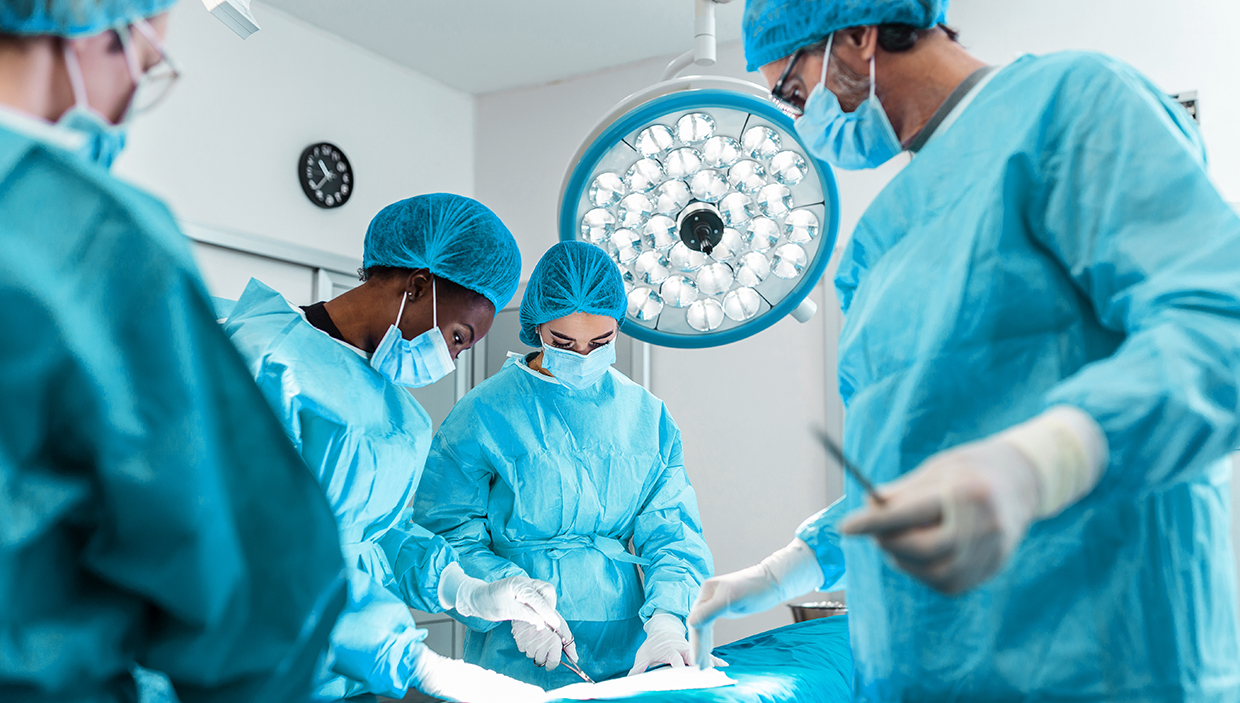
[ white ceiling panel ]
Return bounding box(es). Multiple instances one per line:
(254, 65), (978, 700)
(255, 0), (745, 94)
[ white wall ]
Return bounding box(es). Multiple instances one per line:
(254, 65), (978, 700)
(115, 1), (476, 267)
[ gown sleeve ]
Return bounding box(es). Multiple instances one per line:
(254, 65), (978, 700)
(631, 409), (715, 621)
(793, 498), (849, 592)
(409, 418), (528, 633)
(0, 179), (346, 703)
(1030, 55), (1240, 497)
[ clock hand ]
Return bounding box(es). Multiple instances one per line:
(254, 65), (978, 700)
(317, 159), (336, 183)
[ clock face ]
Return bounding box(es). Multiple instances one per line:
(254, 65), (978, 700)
(299, 142), (353, 209)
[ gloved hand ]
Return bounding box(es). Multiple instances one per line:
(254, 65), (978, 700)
(841, 406), (1106, 595)
(410, 648), (547, 703)
(687, 539), (824, 669)
(438, 562), (561, 630)
(629, 612), (691, 675)
(512, 613), (577, 671)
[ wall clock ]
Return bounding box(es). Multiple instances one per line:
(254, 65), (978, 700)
(299, 142), (353, 209)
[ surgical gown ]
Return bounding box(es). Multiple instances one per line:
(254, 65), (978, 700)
(411, 355), (713, 688)
(0, 122), (346, 702)
(802, 52), (1240, 702)
(223, 279), (457, 700)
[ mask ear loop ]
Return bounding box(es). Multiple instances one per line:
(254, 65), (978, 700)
(869, 44), (878, 100)
(820, 33), (833, 90)
(395, 287), (409, 328)
(61, 40), (90, 109)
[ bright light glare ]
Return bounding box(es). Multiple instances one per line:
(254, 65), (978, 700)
(742, 126), (781, 160)
(771, 243), (809, 279)
(635, 250), (671, 285)
(723, 287), (762, 322)
(718, 192), (754, 228)
(628, 287), (664, 320)
(661, 275), (699, 307)
(642, 215), (678, 251)
(770, 151), (808, 186)
(582, 208), (615, 244)
(701, 136), (742, 169)
(696, 262), (734, 296)
(728, 160), (767, 195)
(735, 252), (771, 287)
(618, 193), (653, 229)
(635, 125), (675, 158)
(687, 298), (725, 332)
(589, 172), (626, 207)
(669, 242), (707, 272)
(653, 180), (691, 216)
(665, 148), (703, 180)
(626, 158), (665, 194)
(785, 209), (820, 243)
(757, 183), (793, 218)
(675, 112), (716, 144)
(745, 217), (780, 253)
(689, 169), (728, 203)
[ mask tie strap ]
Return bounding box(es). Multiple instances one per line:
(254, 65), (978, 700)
(62, 41), (90, 108)
(869, 50), (878, 100)
(820, 33), (833, 88)
(395, 288), (409, 327)
(431, 277), (438, 329)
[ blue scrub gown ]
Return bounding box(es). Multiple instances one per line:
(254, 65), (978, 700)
(0, 122), (345, 702)
(223, 279), (458, 700)
(800, 52), (1240, 702)
(411, 355), (714, 688)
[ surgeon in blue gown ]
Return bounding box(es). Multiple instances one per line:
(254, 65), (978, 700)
(691, 1), (1240, 702)
(412, 241), (716, 689)
(0, 2), (346, 702)
(223, 194), (555, 703)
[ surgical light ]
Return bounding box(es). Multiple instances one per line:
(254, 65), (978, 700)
(558, 10), (837, 349)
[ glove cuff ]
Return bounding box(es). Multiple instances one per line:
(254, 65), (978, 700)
(999, 405), (1108, 519)
(646, 610), (687, 637)
(761, 538), (826, 600)
(437, 561), (471, 612)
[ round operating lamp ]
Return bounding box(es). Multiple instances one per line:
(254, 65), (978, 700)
(559, 76), (839, 349)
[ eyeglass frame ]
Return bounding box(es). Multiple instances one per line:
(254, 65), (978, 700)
(115, 19), (182, 115)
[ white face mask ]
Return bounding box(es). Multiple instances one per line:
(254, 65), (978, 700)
(369, 279), (455, 388)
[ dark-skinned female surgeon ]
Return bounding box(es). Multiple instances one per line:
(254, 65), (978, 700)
(412, 241), (718, 688)
(0, 2), (345, 701)
(222, 195), (559, 703)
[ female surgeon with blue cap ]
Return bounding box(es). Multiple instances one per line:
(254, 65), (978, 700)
(413, 241), (718, 688)
(690, 1), (1240, 701)
(222, 194), (554, 703)
(0, 2), (348, 702)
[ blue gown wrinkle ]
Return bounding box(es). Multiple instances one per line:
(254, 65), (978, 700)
(0, 126), (345, 703)
(815, 51), (1240, 702)
(224, 279), (456, 700)
(414, 356), (713, 687)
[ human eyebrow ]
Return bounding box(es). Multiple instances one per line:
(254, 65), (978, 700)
(591, 330), (616, 342)
(463, 324), (476, 345)
(549, 329), (577, 342)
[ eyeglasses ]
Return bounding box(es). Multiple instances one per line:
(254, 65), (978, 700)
(118, 20), (182, 115)
(769, 47), (809, 118)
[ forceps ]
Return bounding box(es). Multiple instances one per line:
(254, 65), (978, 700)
(815, 428), (886, 505)
(560, 639), (595, 684)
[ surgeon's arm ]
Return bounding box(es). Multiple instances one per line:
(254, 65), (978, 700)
(72, 230), (345, 702)
(378, 515), (462, 613)
(1034, 55), (1240, 499)
(410, 434), (527, 632)
(631, 413), (714, 621)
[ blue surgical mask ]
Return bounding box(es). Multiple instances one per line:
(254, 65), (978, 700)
(370, 279), (455, 388)
(542, 339), (616, 390)
(795, 35), (902, 171)
(55, 24), (143, 170)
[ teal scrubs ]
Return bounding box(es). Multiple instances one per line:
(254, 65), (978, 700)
(0, 120), (345, 703)
(802, 52), (1240, 702)
(412, 355), (714, 688)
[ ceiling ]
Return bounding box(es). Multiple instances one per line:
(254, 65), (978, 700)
(256, 0), (746, 95)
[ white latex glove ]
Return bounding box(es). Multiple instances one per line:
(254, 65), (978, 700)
(438, 562), (560, 630)
(410, 648), (546, 703)
(512, 613), (578, 671)
(841, 406), (1106, 595)
(687, 539), (823, 669)
(629, 612), (691, 675)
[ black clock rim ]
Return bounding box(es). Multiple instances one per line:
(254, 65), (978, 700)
(298, 142), (354, 210)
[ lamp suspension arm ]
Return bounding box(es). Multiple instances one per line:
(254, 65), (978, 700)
(662, 0), (722, 81)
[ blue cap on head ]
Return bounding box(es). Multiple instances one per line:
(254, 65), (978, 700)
(363, 194), (521, 313)
(519, 241), (627, 348)
(0, 0), (180, 37)
(742, 0), (950, 72)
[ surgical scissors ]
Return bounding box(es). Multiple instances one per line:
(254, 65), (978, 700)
(815, 428), (886, 505)
(560, 639), (595, 684)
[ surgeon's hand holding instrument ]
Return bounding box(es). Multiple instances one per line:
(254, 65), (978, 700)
(560, 641), (595, 684)
(841, 406), (1107, 594)
(438, 562), (562, 630)
(409, 648), (546, 703)
(688, 539), (825, 669)
(513, 613), (578, 671)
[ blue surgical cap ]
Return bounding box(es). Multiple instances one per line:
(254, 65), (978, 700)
(362, 194), (522, 313)
(743, 0), (950, 71)
(0, 0), (180, 37)
(519, 241), (626, 348)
